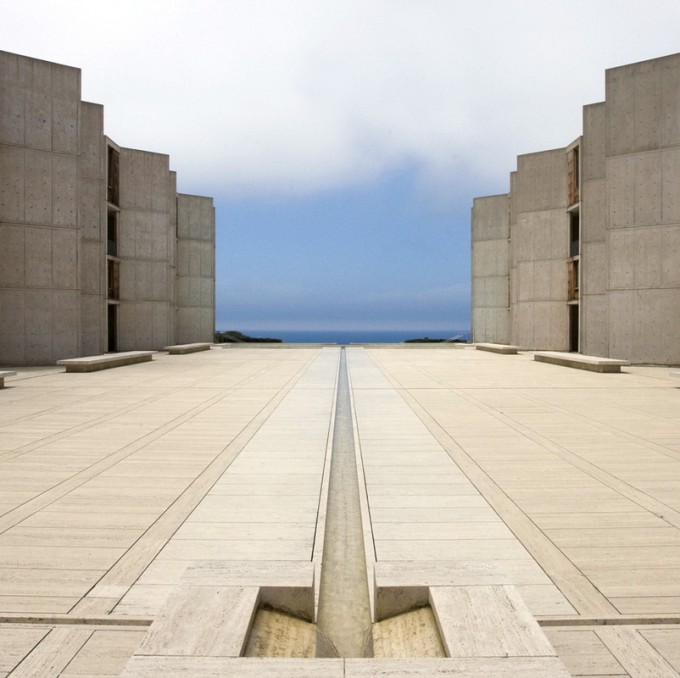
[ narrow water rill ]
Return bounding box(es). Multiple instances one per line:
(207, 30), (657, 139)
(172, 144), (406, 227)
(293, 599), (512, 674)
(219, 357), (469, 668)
(316, 348), (373, 657)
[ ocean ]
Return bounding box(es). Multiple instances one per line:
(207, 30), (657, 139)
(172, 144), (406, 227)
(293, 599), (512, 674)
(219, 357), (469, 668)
(242, 329), (471, 344)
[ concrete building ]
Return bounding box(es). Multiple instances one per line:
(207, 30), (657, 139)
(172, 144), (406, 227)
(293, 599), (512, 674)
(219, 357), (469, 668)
(472, 51), (680, 364)
(0, 51), (215, 365)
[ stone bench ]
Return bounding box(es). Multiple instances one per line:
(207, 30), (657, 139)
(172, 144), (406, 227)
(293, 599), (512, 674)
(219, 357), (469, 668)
(475, 343), (520, 355)
(57, 351), (154, 373)
(164, 342), (212, 355)
(0, 371), (17, 388)
(534, 351), (629, 373)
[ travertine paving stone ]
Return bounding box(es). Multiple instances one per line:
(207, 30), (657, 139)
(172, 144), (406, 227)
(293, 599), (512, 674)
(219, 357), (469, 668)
(2, 347), (680, 676)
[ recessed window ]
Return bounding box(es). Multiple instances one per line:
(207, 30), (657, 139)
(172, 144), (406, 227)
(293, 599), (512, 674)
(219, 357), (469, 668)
(107, 146), (120, 205)
(569, 211), (580, 257)
(567, 146), (580, 206)
(567, 260), (579, 301)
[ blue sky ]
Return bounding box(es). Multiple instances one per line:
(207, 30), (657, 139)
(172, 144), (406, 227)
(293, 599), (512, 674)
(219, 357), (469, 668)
(4, 1), (680, 336)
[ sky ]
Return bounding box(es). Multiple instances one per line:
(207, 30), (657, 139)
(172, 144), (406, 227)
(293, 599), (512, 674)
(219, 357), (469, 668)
(3, 1), (680, 337)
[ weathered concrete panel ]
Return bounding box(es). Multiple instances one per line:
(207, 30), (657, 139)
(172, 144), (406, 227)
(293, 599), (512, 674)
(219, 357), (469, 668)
(80, 242), (101, 295)
(150, 212), (169, 260)
(661, 56), (680, 147)
(661, 226), (680, 287)
(582, 242), (606, 295)
(52, 228), (77, 288)
(0, 52), (26, 146)
(24, 57), (53, 150)
(582, 179), (606, 243)
(52, 154), (77, 226)
(135, 261), (153, 300)
(0, 290), (25, 364)
(634, 152), (662, 226)
(471, 195), (509, 242)
(117, 212), (136, 259)
(52, 290), (79, 359)
(24, 289), (52, 362)
(583, 103), (606, 181)
(515, 149), (567, 213)
(0, 225), (24, 286)
(79, 178), (102, 240)
(117, 302), (136, 352)
(581, 294), (607, 358)
(51, 63), (80, 154)
(608, 229), (635, 289)
(662, 147), (680, 224)
(80, 294), (103, 357)
(0, 146), (25, 221)
(79, 102), (103, 180)
(24, 227), (52, 287)
(608, 290), (634, 359)
(24, 149), (52, 224)
(608, 156), (635, 228)
(150, 261), (168, 301)
(118, 259), (136, 301)
(634, 227), (662, 288)
(135, 302), (154, 348)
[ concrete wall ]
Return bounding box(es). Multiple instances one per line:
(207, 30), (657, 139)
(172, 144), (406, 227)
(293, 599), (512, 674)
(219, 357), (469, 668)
(470, 194), (509, 343)
(117, 148), (175, 351)
(79, 102), (105, 357)
(510, 149), (569, 350)
(0, 52), (81, 364)
(580, 103), (608, 358)
(176, 194), (215, 344)
(602, 54), (680, 363)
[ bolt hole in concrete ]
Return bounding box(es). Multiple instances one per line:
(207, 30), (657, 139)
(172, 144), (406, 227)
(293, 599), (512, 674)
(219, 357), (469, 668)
(244, 349), (446, 659)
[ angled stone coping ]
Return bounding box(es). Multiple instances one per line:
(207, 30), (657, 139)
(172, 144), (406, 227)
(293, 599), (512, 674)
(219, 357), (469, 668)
(164, 342), (212, 354)
(57, 351), (154, 372)
(0, 371), (16, 388)
(182, 561), (315, 620)
(534, 351), (629, 373)
(475, 343), (520, 354)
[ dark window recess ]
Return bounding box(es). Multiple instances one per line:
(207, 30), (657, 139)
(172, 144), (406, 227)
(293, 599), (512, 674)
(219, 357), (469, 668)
(569, 304), (579, 352)
(569, 211), (580, 257)
(107, 147), (120, 205)
(567, 260), (579, 302)
(107, 259), (120, 300)
(107, 211), (118, 256)
(107, 304), (117, 352)
(567, 147), (579, 205)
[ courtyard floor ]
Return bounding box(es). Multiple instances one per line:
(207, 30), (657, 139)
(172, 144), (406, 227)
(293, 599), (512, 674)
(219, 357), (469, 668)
(1, 345), (680, 676)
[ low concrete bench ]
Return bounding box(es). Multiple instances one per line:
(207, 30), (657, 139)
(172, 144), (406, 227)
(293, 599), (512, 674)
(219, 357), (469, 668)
(0, 371), (16, 388)
(164, 342), (212, 355)
(476, 343), (520, 355)
(57, 351), (154, 373)
(534, 351), (629, 373)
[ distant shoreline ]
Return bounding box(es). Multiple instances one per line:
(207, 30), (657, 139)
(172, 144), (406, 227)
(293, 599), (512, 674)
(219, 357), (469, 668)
(218, 329), (471, 345)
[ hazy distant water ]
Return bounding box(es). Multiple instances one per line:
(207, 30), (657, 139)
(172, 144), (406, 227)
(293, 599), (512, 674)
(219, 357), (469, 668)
(248, 329), (471, 344)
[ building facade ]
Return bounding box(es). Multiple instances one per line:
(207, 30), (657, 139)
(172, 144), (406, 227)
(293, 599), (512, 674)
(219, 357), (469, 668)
(0, 51), (215, 365)
(472, 52), (680, 364)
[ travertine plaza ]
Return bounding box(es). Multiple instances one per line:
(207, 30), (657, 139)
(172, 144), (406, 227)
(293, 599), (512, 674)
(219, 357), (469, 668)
(472, 51), (680, 365)
(2, 347), (680, 676)
(3, 49), (680, 677)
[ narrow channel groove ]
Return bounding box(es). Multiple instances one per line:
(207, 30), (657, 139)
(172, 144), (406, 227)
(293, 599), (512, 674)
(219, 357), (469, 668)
(316, 347), (373, 658)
